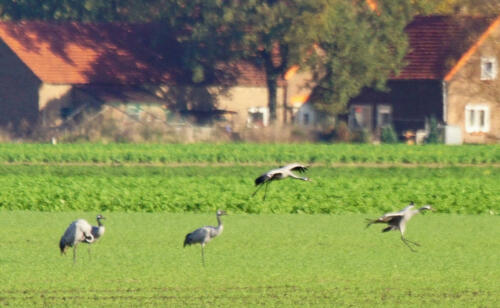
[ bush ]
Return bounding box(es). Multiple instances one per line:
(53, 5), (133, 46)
(333, 121), (351, 142)
(426, 116), (443, 144)
(351, 129), (371, 143)
(381, 125), (398, 143)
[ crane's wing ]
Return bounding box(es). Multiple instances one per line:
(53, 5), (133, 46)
(366, 211), (404, 227)
(378, 211), (404, 221)
(283, 163), (308, 173)
(184, 227), (208, 246)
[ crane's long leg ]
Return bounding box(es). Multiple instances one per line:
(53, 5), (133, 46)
(251, 184), (264, 197)
(401, 236), (417, 252)
(404, 238), (420, 246)
(201, 245), (205, 267)
(263, 182), (270, 201)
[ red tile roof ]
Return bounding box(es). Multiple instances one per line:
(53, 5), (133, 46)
(394, 15), (494, 80)
(0, 21), (269, 87)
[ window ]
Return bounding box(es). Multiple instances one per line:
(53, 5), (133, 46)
(247, 107), (269, 127)
(303, 113), (310, 125)
(126, 104), (142, 120)
(60, 107), (74, 120)
(481, 57), (497, 80)
(348, 104), (373, 131)
(376, 105), (392, 127)
(465, 104), (490, 133)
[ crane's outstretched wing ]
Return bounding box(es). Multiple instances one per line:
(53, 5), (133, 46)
(283, 163), (308, 173)
(366, 212), (404, 227)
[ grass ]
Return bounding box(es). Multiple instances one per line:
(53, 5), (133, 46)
(0, 211), (498, 307)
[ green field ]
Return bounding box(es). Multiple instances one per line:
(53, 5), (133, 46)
(0, 143), (499, 306)
(0, 143), (498, 164)
(0, 165), (498, 214)
(0, 212), (499, 307)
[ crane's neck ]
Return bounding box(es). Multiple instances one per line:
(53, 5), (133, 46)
(407, 209), (419, 219)
(212, 215), (223, 236)
(97, 218), (104, 227)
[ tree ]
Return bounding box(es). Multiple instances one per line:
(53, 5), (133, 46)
(290, 0), (414, 115)
(0, 0), (134, 21)
(160, 0), (415, 122)
(411, 0), (500, 15)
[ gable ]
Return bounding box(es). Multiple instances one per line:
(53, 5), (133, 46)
(394, 15), (494, 80)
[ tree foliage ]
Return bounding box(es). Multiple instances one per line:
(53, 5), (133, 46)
(292, 0), (413, 115)
(411, 0), (500, 15)
(0, 0), (138, 21)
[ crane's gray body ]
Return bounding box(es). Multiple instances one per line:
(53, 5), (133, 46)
(184, 224), (223, 247)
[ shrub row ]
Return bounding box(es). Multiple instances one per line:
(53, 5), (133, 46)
(0, 143), (498, 164)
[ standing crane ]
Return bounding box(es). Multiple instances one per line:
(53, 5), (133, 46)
(59, 218), (95, 263)
(59, 214), (106, 263)
(184, 210), (227, 266)
(252, 163), (310, 200)
(366, 202), (433, 252)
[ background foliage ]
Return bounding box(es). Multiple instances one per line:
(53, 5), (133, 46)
(0, 143), (498, 164)
(0, 164), (498, 214)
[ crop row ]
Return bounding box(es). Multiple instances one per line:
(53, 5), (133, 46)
(0, 143), (498, 164)
(0, 165), (497, 214)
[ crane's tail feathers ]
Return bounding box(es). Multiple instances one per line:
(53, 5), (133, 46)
(59, 238), (68, 254)
(83, 233), (95, 243)
(382, 226), (393, 232)
(254, 175), (269, 186)
(183, 234), (192, 247)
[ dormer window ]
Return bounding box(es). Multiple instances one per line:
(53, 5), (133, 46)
(481, 57), (497, 80)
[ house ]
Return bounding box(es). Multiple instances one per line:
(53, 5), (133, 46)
(347, 15), (500, 144)
(0, 21), (304, 134)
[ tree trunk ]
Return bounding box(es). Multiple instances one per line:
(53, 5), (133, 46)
(262, 50), (280, 124)
(266, 73), (278, 123)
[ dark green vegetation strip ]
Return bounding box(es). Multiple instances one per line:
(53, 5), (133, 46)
(0, 165), (498, 214)
(0, 143), (498, 164)
(0, 212), (499, 307)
